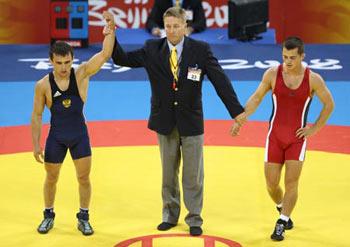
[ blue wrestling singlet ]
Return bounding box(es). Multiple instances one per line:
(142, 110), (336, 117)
(44, 68), (91, 163)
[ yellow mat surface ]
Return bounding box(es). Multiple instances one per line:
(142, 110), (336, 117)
(0, 146), (349, 247)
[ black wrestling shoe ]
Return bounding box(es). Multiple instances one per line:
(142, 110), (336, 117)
(157, 222), (177, 231)
(76, 212), (94, 236)
(276, 206), (294, 230)
(271, 219), (286, 241)
(37, 211), (55, 234)
(189, 226), (203, 236)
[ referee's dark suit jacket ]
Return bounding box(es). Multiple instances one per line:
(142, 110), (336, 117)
(111, 36), (244, 136)
(146, 0), (207, 33)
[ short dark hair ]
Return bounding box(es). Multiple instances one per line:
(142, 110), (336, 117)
(49, 41), (74, 60)
(283, 36), (304, 55)
(163, 7), (187, 23)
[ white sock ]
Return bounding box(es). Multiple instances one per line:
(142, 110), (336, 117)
(44, 207), (54, 212)
(279, 214), (289, 222)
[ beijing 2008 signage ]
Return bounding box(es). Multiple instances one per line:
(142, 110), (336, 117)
(114, 233), (242, 247)
(88, 0), (229, 42)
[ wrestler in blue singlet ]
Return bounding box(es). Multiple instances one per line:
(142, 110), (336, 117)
(44, 68), (91, 163)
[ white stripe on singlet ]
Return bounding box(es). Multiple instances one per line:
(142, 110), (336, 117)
(298, 96), (311, 161)
(299, 139), (307, 161)
(264, 94), (278, 162)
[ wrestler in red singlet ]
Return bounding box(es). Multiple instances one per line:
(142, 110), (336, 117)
(265, 64), (312, 164)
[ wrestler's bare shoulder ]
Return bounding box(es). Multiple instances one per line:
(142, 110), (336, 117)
(36, 75), (50, 88)
(35, 75), (50, 92)
(266, 66), (278, 76)
(309, 70), (324, 83)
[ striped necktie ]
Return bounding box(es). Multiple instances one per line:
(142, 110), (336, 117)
(169, 47), (178, 82)
(175, 0), (180, 8)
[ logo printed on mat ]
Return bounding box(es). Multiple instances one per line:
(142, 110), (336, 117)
(114, 233), (242, 247)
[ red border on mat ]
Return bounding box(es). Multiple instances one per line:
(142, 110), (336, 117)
(0, 120), (349, 155)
